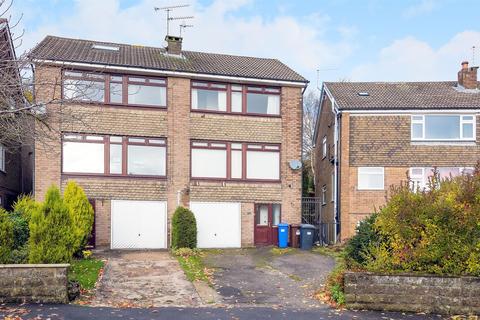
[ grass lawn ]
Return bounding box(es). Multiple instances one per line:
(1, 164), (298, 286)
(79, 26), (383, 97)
(173, 249), (212, 284)
(68, 258), (104, 290)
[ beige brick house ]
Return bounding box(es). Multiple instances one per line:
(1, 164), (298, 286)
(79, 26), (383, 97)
(29, 35), (308, 249)
(314, 62), (480, 242)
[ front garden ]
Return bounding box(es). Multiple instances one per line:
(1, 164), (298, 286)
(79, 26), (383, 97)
(0, 181), (103, 301)
(324, 168), (480, 314)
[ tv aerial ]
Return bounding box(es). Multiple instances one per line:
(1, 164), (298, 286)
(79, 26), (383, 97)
(180, 22), (193, 37)
(154, 4), (194, 36)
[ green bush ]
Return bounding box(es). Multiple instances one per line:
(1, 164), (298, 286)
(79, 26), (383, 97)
(28, 185), (76, 264)
(171, 206), (197, 249)
(9, 212), (29, 250)
(344, 212), (381, 268)
(13, 195), (38, 222)
(348, 170), (480, 276)
(10, 245), (28, 264)
(63, 181), (94, 252)
(0, 209), (14, 263)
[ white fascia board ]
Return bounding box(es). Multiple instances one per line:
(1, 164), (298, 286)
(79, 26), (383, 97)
(347, 109), (480, 115)
(33, 59), (308, 88)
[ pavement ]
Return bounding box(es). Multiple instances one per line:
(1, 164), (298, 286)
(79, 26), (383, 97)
(203, 247), (336, 308)
(88, 250), (201, 308)
(0, 304), (446, 320)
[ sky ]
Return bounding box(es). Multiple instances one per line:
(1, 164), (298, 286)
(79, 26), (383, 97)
(6, 0), (480, 91)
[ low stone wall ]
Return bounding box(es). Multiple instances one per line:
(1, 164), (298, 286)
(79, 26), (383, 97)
(344, 272), (480, 315)
(0, 264), (70, 304)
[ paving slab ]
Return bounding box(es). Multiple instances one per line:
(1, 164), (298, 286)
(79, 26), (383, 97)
(89, 250), (201, 308)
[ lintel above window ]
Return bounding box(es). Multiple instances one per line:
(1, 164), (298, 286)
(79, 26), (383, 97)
(411, 114), (475, 141)
(191, 81), (281, 117)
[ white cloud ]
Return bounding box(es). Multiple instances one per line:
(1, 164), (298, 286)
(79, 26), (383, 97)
(11, 0), (356, 85)
(350, 31), (480, 81)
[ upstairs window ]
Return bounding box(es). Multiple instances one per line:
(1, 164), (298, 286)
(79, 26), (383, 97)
(63, 71), (167, 108)
(191, 141), (280, 181)
(191, 81), (281, 116)
(411, 115), (475, 141)
(358, 167), (384, 190)
(62, 134), (166, 177)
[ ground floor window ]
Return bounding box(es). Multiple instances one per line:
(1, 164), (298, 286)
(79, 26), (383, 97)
(409, 166), (473, 190)
(357, 167), (384, 190)
(62, 133), (166, 177)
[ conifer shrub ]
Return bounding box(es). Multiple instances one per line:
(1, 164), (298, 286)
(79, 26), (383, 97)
(63, 181), (94, 252)
(0, 209), (14, 263)
(171, 206), (197, 249)
(28, 185), (76, 263)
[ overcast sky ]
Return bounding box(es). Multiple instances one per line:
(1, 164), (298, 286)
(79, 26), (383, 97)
(8, 0), (480, 90)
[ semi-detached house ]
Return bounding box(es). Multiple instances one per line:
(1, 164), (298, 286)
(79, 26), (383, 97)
(29, 35), (308, 249)
(314, 61), (480, 242)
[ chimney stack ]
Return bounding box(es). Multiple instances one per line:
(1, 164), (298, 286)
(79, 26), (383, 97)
(458, 61), (478, 89)
(165, 35), (182, 55)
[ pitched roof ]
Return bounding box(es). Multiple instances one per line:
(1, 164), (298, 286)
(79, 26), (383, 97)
(29, 36), (308, 84)
(324, 81), (480, 110)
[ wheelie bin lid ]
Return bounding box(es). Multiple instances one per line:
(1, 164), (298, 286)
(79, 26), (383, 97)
(277, 223), (289, 227)
(300, 224), (316, 229)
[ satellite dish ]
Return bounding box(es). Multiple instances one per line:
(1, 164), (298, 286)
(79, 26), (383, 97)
(289, 160), (302, 170)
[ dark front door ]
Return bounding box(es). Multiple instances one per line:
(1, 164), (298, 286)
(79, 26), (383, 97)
(254, 204), (281, 246)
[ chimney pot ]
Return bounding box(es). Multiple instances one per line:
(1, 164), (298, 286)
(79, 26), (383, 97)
(462, 61), (469, 69)
(165, 35), (182, 55)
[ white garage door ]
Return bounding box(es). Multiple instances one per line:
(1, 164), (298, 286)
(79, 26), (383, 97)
(190, 202), (241, 248)
(111, 200), (167, 249)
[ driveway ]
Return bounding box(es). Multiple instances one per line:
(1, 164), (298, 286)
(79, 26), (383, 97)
(89, 251), (201, 308)
(203, 247), (336, 308)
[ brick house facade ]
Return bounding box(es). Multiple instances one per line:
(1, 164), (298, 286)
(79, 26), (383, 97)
(30, 36), (307, 248)
(314, 62), (480, 241)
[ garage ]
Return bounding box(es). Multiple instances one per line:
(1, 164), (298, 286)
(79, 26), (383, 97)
(111, 200), (167, 249)
(190, 202), (241, 248)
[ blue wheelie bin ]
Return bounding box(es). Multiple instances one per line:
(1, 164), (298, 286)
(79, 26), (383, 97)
(277, 223), (289, 248)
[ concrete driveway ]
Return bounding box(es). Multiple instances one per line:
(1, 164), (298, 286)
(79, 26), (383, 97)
(203, 247), (336, 308)
(90, 251), (201, 308)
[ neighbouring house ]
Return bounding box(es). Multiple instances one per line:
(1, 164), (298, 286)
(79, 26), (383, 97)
(0, 18), (33, 209)
(29, 35), (308, 249)
(314, 61), (480, 242)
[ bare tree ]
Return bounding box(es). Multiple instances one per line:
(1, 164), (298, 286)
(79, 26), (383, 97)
(0, 0), (104, 152)
(302, 89), (320, 194)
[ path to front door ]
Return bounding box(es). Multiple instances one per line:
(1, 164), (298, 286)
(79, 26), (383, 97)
(89, 251), (201, 308)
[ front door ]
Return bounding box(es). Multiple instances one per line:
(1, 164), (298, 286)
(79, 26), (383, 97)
(254, 204), (281, 246)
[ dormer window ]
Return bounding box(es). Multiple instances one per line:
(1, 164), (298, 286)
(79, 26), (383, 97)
(411, 114), (475, 141)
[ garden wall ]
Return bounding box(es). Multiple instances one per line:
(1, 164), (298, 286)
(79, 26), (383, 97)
(344, 272), (480, 315)
(0, 264), (70, 303)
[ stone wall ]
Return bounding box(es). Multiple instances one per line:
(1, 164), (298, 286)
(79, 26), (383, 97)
(344, 272), (480, 315)
(0, 264), (69, 304)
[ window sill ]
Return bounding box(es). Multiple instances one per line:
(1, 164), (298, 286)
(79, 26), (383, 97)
(191, 178), (281, 184)
(62, 173), (167, 180)
(190, 109), (281, 118)
(411, 141), (476, 146)
(65, 101), (168, 110)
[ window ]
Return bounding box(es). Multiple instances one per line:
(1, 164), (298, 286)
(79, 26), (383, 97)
(191, 82), (281, 116)
(358, 167), (384, 190)
(0, 144), (5, 172)
(62, 134), (166, 177)
(191, 141), (280, 181)
(322, 136), (327, 159)
(321, 185), (327, 205)
(63, 71), (167, 107)
(410, 167), (474, 191)
(256, 204), (281, 226)
(411, 115), (475, 141)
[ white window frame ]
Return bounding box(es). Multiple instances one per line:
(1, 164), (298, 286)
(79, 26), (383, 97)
(322, 136), (327, 159)
(0, 144), (5, 172)
(321, 185), (327, 205)
(357, 167), (385, 190)
(410, 166), (475, 191)
(411, 114), (476, 141)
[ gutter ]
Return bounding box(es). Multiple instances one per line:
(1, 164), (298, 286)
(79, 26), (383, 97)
(32, 59), (309, 88)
